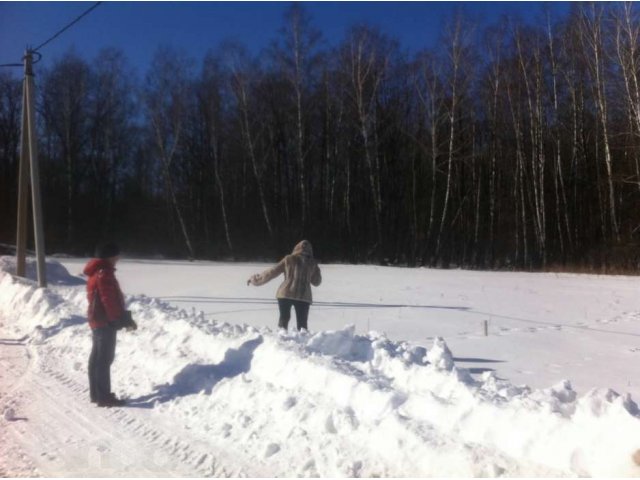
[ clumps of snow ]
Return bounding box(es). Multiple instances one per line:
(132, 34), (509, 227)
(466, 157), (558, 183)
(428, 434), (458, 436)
(425, 336), (454, 371)
(305, 324), (373, 361)
(577, 388), (639, 418)
(1, 258), (640, 476)
(519, 379), (579, 417)
(479, 370), (532, 402)
(304, 326), (430, 368)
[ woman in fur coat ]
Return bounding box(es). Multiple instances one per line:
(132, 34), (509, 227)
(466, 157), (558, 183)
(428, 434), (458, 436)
(247, 240), (322, 331)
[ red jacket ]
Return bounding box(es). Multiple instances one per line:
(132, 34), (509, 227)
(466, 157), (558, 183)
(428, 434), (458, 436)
(84, 259), (126, 329)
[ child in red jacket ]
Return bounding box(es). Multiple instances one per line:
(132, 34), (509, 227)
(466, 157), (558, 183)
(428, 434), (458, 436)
(84, 243), (136, 407)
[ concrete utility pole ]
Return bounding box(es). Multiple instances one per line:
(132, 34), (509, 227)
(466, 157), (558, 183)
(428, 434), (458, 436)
(15, 54), (30, 278)
(15, 49), (47, 287)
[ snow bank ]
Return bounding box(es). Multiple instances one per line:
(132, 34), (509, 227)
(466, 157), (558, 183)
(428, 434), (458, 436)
(1, 256), (639, 476)
(0, 256), (84, 286)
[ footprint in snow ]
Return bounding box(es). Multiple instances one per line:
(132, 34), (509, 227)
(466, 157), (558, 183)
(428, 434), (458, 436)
(264, 443), (280, 458)
(301, 459), (317, 475)
(282, 396), (297, 410)
(220, 423), (232, 438)
(347, 461), (363, 477)
(325, 415), (337, 434)
(485, 463), (506, 477)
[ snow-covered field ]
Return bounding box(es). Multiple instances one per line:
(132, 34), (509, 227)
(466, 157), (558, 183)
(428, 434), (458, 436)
(1, 256), (639, 476)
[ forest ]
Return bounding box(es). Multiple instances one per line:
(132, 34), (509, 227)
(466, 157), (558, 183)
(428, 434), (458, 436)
(2, 3), (640, 271)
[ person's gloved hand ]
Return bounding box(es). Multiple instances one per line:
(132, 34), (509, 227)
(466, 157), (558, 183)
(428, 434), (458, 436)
(118, 310), (137, 331)
(110, 320), (125, 331)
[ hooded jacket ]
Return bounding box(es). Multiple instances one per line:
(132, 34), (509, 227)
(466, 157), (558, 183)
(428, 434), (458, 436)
(83, 258), (126, 329)
(250, 240), (322, 303)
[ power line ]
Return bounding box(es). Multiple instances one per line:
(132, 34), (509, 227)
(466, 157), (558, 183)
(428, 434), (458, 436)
(33, 2), (103, 52)
(1, 2), (102, 68)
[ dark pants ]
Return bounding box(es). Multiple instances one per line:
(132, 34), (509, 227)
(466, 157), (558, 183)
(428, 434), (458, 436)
(88, 326), (117, 402)
(278, 298), (310, 331)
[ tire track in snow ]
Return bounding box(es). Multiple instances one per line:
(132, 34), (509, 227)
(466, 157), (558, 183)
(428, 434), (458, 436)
(11, 362), (165, 476)
(35, 359), (267, 477)
(1, 328), (244, 477)
(0, 338), (39, 477)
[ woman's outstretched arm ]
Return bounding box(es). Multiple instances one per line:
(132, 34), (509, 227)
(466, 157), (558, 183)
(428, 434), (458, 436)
(248, 259), (285, 286)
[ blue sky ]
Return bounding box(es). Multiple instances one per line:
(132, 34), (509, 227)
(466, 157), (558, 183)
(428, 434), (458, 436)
(0, 2), (571, 74)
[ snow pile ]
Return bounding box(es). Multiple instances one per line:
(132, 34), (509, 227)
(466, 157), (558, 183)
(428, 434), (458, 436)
(1, 257), (640, 476)
(0, 256), (84, 286)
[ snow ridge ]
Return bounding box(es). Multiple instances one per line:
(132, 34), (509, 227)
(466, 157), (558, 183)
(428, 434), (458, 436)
(1, 257), (639, 476)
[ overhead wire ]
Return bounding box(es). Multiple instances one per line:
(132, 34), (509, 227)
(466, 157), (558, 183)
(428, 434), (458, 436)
(0, 2), (102, 69)
(33, 2), (103, 52)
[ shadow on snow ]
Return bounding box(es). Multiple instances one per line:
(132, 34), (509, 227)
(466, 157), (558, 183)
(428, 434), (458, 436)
(126, 336), (263, 409)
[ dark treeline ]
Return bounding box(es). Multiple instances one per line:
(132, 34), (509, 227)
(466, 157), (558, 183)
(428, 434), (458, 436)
(2, 3), (640, 271)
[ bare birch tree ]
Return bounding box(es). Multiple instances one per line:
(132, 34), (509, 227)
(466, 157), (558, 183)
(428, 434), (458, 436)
(272, 4), (322, 231)
(144, 46), (195, 258)
(614, 3), (640, 193)
(579, 3), (620, 240)
(41, 53), (91, 244)
(200, 53), (234, 254)
(226, 44), (274, 239)
(436, 15), (472, 263)
(414, 51), (445, 263)
(342, 26), (391, 259)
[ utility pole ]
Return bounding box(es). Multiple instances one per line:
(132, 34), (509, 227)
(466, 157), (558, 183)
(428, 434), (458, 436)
(15, 49), (47, 288)
(15, 53), (30, 278)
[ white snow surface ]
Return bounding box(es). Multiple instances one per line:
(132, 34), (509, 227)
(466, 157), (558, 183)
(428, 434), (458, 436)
(0, 256), (639, 476)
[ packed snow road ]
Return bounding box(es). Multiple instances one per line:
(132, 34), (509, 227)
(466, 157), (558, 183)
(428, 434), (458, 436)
(0, 337), (226, 477)
(1, 257), (639, 477)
